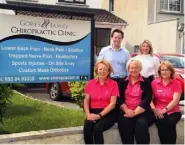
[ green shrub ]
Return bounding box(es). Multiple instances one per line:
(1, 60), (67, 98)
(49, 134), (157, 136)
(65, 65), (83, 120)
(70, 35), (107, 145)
(0, 85), (13, 123)
(69, 81), (87, 108)
(69, 73), (97, 108)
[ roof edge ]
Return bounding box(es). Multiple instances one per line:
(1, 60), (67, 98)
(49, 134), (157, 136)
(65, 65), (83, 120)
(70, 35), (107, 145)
(95, 21), (128, 26)
(0, 3), (94, 17)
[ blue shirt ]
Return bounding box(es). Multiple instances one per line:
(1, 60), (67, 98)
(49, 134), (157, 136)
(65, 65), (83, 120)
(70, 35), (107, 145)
(98, 45), (130, 78)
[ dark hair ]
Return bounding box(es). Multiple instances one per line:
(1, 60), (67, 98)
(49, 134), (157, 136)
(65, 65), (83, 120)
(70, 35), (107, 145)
(111, 29), (124, 38)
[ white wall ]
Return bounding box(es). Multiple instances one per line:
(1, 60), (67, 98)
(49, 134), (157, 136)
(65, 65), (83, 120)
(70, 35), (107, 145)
(86, 0), (100, 8)
(143, 19), (180, 53)
(0, 0), (15, 14)
(38, 0), (57, 5)
(37, 0), (101, 8)
(38, 0), (56, 5)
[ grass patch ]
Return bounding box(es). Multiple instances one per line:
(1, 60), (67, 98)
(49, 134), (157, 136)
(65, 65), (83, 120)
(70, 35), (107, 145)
(0, 93), (84, 134)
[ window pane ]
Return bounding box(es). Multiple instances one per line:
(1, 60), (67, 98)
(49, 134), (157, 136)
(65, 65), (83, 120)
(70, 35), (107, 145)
(177, 4), (180, 11)
(164, 3), (168, 9)
(169, 0), (181, 11)
(160, 0), (164, 4)
(75, 0), (85, 2)
(160, 0), (164, 9)
(95, 28), (111, 55)
(160, 0), (168, 10)
(176, 0), (180, 4)
(165, 0), (168, 9)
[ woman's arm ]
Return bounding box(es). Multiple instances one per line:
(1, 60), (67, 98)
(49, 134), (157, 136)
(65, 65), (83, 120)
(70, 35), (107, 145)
(120, 103), (134, 114)
(138, 79), (152, 110)
(83, 94), (90, 117)
(99, 96), (117, 117)
(134, 106), (145, 116)
(150, 101), (156, 110)
(120, 103), (128, 112)
(162, 92), (181, 113)
(160, 80), (182, 114)
(130, 79), (152, 117)
(151, 92), (181, 119)
(150, 100), (163, 118)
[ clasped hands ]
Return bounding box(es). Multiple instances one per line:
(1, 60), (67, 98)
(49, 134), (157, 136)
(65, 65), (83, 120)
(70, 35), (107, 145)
(124, 109), (136, 118)
(152, 108), (166, 119)
(86, 113), (101, 121)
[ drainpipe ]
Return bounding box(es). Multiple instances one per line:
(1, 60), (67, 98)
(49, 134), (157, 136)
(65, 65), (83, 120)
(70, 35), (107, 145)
(181, 31), (185, 54)
(154, 0), (157, 22)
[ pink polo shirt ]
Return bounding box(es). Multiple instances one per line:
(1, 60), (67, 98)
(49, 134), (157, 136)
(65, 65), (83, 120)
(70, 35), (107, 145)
(124, 75), (144, 110)
(84, 78), (119, 109)
(151, 78), (182, 115)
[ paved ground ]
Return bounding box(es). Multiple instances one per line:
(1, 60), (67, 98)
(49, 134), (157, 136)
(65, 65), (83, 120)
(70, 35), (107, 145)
(15, 87), (80, 110)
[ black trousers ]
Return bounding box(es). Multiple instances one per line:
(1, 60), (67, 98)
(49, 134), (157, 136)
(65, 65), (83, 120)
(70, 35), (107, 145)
(110, 77), (123, 122)
(118, 111), (153, 144)
(147, 75), (154, 82)
(83, 108), (116, 144)
(155, 112), (182, 144)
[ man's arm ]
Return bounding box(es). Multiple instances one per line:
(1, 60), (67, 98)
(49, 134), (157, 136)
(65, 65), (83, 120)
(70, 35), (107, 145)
(97, 47), (107, 60)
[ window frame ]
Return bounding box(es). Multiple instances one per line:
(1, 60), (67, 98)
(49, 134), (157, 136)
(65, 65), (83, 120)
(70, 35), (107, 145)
(15, 0), (38, 2)
(160, 0), (183, 13)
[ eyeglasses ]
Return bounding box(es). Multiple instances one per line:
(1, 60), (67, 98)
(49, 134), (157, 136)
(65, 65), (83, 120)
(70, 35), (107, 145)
(161, 69), (170, 72)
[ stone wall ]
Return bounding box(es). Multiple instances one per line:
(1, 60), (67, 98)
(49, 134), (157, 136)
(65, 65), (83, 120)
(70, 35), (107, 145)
(0, 119), (184, 144)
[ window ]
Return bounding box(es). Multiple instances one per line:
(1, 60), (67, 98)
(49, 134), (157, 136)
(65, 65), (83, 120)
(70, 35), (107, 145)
(15, 0), (38, 2)
(16, 0), (38, 2)
(95, 28), (111, 55)
(58, 0), (86, 4)
(75, 0), (85, 2)
(160, 0), (182, 13)
(109, 0), (114, 12)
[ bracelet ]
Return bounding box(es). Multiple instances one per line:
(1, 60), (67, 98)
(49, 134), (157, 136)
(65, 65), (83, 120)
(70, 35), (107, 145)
(98, 113), (102, 118)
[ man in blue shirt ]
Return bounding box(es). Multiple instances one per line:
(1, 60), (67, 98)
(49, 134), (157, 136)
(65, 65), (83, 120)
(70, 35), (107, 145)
(98, 29), (130, 122)
(98, 29), (130, 82)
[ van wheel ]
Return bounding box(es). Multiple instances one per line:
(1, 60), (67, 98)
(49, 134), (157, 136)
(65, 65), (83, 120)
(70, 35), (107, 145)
(49, 83), (62, 101)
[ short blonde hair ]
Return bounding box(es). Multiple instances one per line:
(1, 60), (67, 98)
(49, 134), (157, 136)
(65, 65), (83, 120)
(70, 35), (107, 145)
(138, 40), (153, 56)
(158, 61), (175, 79)
(127, 59), (142, 72)
(94, 59), (114, 77)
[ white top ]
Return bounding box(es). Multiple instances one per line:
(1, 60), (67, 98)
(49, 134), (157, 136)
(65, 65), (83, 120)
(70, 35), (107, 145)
(133, 54), (160, 78)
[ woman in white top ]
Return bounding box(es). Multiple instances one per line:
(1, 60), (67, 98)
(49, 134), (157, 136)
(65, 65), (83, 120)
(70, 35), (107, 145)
(134, 40), (160, 81)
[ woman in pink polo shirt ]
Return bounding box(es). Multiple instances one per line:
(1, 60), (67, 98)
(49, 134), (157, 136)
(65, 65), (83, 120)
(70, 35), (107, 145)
(151, 61), (182, 144)
(83, 59), (119, 144)
(118, 59), (153, 144)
